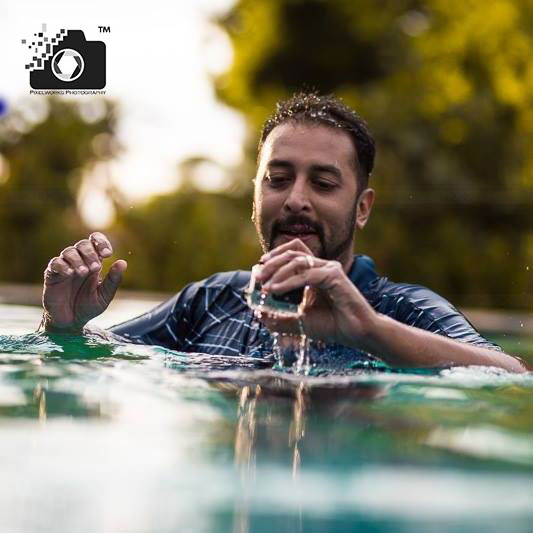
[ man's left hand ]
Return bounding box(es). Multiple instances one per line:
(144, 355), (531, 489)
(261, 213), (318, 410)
(255, 238), (377, 349)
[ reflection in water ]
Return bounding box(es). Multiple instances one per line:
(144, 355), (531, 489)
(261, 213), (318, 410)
(231, 378), (391, 532)
(233, 381), (309, 533)
(0, 329), (531, 532)
(34, 383), (46, 422)
(289, 382), (306, 479)
(235, 385), (261, 475)
(234, 385), (260, 533)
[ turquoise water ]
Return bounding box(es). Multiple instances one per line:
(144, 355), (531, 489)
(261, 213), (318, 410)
(0, 304), (531, 532)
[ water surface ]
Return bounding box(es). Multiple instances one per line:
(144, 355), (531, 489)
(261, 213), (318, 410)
(0, 303), (531, 533)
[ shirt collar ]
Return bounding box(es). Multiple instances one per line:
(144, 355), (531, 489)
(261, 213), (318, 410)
(347, 254), (379, 292)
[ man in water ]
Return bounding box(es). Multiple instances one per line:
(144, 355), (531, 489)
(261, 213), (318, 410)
(40, 93), (525, 372)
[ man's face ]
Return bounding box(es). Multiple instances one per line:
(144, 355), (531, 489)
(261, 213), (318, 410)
(253, 122), (369, 265)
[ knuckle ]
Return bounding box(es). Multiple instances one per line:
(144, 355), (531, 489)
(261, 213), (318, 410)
(60, 246), (76, 257)
(286, 250), (301, 260)
(45, 257), (59, 272)
(86, 247), (99, 258)
(75, 239), (91, 248)
(90, 232), (106, 244)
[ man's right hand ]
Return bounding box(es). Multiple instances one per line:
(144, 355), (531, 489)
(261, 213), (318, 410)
(42, 232), (127, 333)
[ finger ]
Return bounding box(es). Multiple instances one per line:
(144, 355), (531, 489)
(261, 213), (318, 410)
(266, 255), (325, 288)
(260, 238), (313, 262)
(75, 239), (101, 273)
(267, 262), (339, 295)
(257, 250), (309, 283)
(60, 247), (89, 276)
(98, 259), (127, 305)
(44, 257), (74, 282)
(89, 232), (113, 258)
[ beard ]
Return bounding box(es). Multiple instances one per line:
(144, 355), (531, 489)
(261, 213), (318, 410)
(254, 203), (357, 261)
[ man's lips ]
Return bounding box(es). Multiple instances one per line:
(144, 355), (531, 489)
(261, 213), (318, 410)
(278, 224), (316, 235)
(278, 225), (318, 241)
(279, 233), (317, 243)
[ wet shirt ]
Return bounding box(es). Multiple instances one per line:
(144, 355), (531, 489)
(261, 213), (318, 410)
(109, 254), (502, 364)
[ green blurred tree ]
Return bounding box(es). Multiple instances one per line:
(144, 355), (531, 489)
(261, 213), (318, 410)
(110, 156), (259, 292)
(0, 97), (119, 283)
(215, 0), (533, 309)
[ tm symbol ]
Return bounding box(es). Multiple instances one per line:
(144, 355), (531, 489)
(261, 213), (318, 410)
(99, 26), (111, 33)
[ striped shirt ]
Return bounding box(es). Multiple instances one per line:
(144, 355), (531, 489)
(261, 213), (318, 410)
(109, 254), (501, 365)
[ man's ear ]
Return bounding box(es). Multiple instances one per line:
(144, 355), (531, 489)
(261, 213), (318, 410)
(356, 188), (375, 229)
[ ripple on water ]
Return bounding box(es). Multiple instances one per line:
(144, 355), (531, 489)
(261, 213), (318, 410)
(0, 332), (531, 531)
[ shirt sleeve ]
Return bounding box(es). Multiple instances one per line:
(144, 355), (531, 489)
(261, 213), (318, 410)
(375, 283), (503, 351)
(108, 281), (199, 350)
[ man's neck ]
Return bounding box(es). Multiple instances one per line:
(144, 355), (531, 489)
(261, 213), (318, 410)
(338, 251), (355, 274)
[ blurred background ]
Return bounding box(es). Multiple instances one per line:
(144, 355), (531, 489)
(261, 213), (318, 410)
(0, 0), (532, 314)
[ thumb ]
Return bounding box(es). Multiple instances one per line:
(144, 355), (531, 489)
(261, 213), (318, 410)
(98, 259), (127, 305)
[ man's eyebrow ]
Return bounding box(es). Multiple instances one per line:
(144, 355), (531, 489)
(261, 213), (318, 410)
(266, 159), (343, 179)
(266, 159), (294, 169)
(310, 163), (342, 179)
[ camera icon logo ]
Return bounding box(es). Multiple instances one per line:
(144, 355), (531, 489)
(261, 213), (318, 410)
(51, 49), (85, 82)
(24, 26), (106, 90)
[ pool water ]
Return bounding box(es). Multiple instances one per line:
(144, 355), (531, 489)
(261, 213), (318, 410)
(0, 303), (531, 532)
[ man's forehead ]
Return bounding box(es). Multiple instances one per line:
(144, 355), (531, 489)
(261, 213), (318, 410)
(260, 122), (356, 169)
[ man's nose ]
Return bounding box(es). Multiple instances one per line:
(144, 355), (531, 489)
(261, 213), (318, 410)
(283, 176), (311, 213)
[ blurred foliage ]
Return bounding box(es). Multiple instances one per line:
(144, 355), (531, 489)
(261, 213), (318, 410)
(215, 0), (533, 309)
(111, 158), (258, 291)
(0, 97), (118, 283)
(0, 0), (532, 311)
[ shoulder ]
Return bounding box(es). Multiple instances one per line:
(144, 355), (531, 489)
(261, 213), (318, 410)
(350, 255), (459, 321)
(373, 279), (502, 349)
(178, 269), (251, 310)
(380, 281), (456, 309)
(195, 270), (251, 290)
(372, 279), (461, 322)
(109, 269), (251, 338)
(351, 257), (501, 349)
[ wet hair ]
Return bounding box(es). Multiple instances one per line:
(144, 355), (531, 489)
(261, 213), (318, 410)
(258, 92), (376, 191)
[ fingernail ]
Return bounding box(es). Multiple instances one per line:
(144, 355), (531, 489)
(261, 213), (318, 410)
(66, 268), (74, 275)
(101, 248), (111, 256)
(90, 262), (100, 271)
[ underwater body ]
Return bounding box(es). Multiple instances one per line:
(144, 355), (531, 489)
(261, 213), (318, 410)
(0, 303), (531, 533)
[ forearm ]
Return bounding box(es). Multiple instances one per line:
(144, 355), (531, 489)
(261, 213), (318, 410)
(359, 313), (527, 373)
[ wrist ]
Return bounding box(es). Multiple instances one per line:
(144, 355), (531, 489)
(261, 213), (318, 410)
(350, 311), (387, 354)
(39, 311), (85, 335)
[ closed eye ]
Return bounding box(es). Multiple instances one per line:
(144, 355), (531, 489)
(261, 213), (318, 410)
(266, 175), (291, 188)
(313, 178), (337, 191)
